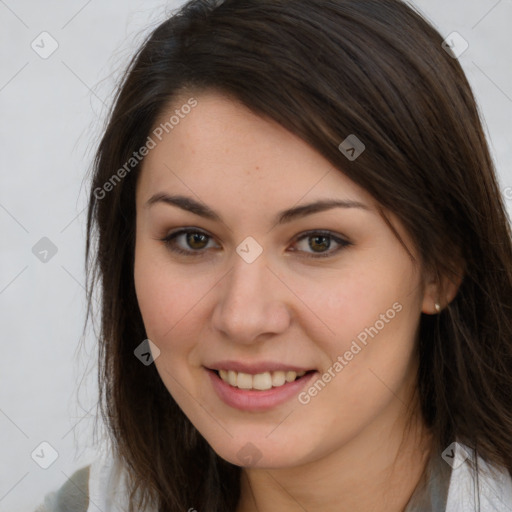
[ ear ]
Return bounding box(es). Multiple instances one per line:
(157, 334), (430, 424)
(421, 264), (464, 315)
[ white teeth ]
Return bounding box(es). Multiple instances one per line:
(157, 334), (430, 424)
(253, 372), (272, 390)
(227, 370), (237, 387)
(271, 371), (286, 387)
(216, 369), (309, 390)
(236, 372), (253, 389)
(285, 371), (297, 383)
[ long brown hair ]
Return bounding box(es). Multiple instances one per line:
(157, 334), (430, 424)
(85, 1), (512, 510)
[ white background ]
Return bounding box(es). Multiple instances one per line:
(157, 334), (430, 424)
(0, 1), (511, 511)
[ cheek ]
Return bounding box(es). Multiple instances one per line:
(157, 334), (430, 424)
(289, 256), (423, 425)
(291, 257), (420, 356)
(133, 244), (218, 363)
(294, 261), (422, 417)
(133, 248), (202, 398)
(134, 244), (189, 342)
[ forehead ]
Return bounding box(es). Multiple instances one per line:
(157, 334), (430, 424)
(136, 91), (375, 211)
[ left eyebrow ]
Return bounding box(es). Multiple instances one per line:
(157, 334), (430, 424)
(276, 198), (370, 224)
(144, 193), (369, 225)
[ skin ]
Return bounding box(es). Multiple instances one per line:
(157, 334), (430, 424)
(133, 90), (458, 512)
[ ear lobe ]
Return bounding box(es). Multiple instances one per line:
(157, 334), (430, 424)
(421, 265), (464, 315)
(421, 280), (441, 315)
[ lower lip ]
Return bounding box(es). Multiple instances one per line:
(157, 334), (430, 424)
(206, 368), (318, 412)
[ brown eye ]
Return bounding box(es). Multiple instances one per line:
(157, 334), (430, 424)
(186, 232), (209, 250)
(292, 231), (351, 258)
(160, 228), (350, 259)
(309, 235), (331, 252)
(160, 229), (219, 256)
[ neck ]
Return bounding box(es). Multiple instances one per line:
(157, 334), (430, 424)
(236, 406), (433, 512)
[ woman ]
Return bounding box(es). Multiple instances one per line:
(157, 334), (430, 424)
(35, 0), (512, 510)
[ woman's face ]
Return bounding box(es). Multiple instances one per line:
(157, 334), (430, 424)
(134, 90), (434, 468)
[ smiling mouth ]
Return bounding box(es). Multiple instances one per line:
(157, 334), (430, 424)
(211, 369), (316, 391)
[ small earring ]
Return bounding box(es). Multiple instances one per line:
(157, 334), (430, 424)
(434, 302), (441, 313)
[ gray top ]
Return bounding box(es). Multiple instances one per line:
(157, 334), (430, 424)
(34, 465), (90, 512)
(35, 440), (512, 511)
(32, 450), (454, 512)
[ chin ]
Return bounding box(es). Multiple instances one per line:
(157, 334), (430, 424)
(200, 428), (315, 469)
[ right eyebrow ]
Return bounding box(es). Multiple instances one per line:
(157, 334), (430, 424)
(145, 193), (369, 225)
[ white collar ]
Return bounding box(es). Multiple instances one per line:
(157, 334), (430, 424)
(445, 443), (512, 511)
(88, 443), (512, 512)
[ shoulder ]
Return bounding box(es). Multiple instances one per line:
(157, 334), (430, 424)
(34, 465), (90, 512)
(34, 451), (135, 512)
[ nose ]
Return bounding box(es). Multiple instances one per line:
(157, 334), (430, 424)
(211, 252), (292, 344)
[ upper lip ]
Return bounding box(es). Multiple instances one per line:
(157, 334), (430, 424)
(206, 360), (315, 374)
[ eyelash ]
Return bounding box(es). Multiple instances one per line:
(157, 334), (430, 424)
(158, 228), (351, 259)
